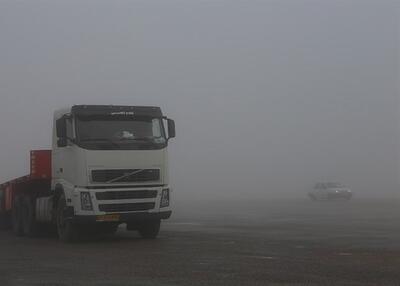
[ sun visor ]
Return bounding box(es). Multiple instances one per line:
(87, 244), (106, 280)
(71, 105), (163, 118)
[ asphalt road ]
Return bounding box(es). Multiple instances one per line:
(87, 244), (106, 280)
(1, 198), (400, 286)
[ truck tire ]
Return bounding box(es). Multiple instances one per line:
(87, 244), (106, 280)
(0, 212), (9, 230)
(12, 196), (24, 236)
(21, 196), (37, 237)
(0, 211), (11, 230)
(56, 194), (78, 242)
(138, 219), (161, 239)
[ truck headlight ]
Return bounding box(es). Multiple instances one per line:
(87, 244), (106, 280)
(160, 189), (170, 208)
(80, 192), (93, 211)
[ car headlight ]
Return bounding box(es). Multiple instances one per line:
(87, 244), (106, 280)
(80, 192), (93, 211)
(160, 189), (170, 208)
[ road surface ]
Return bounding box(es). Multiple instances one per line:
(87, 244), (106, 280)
(1, 198), (400, 285)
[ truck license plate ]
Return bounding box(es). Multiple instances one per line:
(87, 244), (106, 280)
(96, 214), (120, 222)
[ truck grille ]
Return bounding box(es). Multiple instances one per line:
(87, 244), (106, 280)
(96, 190), (158, 200)
(98, 202), (155, 212)
(91, 169), (160, 183)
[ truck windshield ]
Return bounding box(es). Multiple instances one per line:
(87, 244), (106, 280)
(75, 117), (166, 150)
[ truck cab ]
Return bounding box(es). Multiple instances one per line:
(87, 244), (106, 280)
(52, 105), (176, 240)
(0, 105), (176, 242)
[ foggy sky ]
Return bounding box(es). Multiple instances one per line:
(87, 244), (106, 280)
(0, 0), (398, 200)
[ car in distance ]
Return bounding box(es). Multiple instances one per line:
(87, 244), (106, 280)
(309, 183), (352, 201)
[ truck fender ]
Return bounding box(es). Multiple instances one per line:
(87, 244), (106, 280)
(53, 185), (75, 222)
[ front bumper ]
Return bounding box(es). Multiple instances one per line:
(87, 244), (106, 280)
(70, 211), (172, 224)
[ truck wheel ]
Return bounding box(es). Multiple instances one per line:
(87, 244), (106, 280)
(21, 196), (37, 237)
(0, 211), (11, 230)
(138, 219), (161, 239)
(12, 196), (24, 236)
(56, 194), (78, 242)
(0, 212), (8, 230)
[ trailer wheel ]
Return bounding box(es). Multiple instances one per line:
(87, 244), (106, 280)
(12, 196), (24, 236)
(138, 219), (161, 239)
(56, 194), (78, 242)
(21, 196), (37, 237)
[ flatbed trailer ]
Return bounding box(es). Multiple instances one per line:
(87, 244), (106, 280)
(0, 150), (52, 233)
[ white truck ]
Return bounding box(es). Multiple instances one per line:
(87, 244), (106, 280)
(0, 105), (176, 242)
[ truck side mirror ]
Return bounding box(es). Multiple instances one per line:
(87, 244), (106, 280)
(56, 117), (69, 147)
(167, 119), (176, 139)
(56, 117), (67, 139)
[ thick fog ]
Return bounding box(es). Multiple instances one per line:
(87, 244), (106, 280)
(0, 1), (398, 200)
